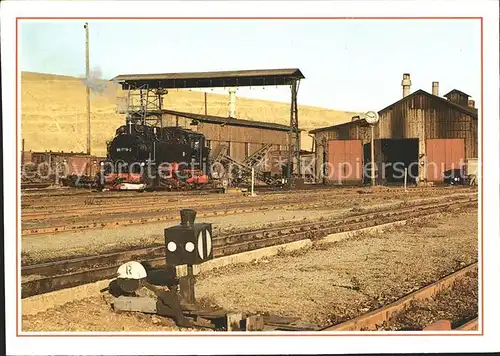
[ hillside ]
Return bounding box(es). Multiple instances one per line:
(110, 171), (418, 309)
(21, 72), (359, 156)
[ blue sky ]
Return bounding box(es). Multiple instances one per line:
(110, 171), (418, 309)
(20, 19), (481, 112)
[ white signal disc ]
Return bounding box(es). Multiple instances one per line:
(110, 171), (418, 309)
(185, 242), (195, 252)
(206, 230), (212, 256)
(167, 241), (177, 252)
(197, 231), (204, 259)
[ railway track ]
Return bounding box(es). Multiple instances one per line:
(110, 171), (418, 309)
(21, 191), (477, 236)
(22, 196), (270, 221)
(320, 262), (479, 332)
(20, 188), (224, 201)
(21, 196), (477, 298)
(455, 317), (479, 331)
(21, 188), (370, 220)
(20, 187), (351, 215)
(21, 183), (54, 190)
(21, 199), (336, 235)
(17, 183), (393, 198)
(22, 186), (472, 216)
(21, 188), (374, 211)
(19, 184), (308, 201)
(21, 185), (475, 206)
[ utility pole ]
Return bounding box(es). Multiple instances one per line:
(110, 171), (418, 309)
(364, 111), (380, 187)
(84, 22), (91, 156)
(287, 79), (299, 180)
(204, 92), (208, 116)
(21, 138), (25, 168)
(370, 125), (375, 186)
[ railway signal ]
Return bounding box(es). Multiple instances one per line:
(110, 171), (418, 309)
(164, 209), (213, 266)
(115, 260), (147, 293)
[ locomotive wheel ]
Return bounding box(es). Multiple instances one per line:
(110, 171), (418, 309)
(144, 173), (159, 192)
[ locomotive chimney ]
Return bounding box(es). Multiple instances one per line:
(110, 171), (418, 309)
(401, 73), (411, 98)
(228, 87), (237, 118)
(468, 99), (475, 108)
(432, 81), (439, 96)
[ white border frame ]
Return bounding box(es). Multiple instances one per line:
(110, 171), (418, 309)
(3, 1), (499, 355)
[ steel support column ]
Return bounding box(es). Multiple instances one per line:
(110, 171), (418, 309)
(287, 79), (300, 179)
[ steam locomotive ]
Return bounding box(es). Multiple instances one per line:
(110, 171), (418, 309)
(99, 122), (211, 191)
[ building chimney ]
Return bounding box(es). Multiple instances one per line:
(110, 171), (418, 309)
(468, 99), (475, 108)
(228, 87), (237, 118)
(432, 81), (439, 96)
(401, 73), (411, 98)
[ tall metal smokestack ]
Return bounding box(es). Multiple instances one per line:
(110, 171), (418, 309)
(401, 73), (411, 98)
(228, 87), (236, 118)
(432, 81), (439, 96)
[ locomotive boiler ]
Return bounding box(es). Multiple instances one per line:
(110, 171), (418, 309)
(99, 122), (211, 191)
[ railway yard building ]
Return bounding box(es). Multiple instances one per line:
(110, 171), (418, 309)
(161, 110), (295, 177)
(310, 73), (478, 185)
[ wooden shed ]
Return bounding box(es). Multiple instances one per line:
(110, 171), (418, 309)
(161, 110), (293, 175)
(310, 88), (478, 185)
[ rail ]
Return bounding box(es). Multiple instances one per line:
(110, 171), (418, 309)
(21, 197), (477, 298)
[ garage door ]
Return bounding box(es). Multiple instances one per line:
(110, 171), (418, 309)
(327, 140), (363, 183)
(426, 139), (465, 182)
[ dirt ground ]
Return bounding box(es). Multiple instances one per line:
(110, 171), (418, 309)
(378, 268), (478, 331)
(21, 191), (475, 264)
(22, 295), (183, 332)
(22, 208), (340, 264)
(194, 208), (478, 327)
(21, 208), (478, 332)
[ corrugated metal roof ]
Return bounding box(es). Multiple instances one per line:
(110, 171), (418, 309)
(112, 68), (305, 82)
(163, 110), (300, 132)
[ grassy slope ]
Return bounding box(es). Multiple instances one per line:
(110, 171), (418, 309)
(21, 72), (359, 156)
